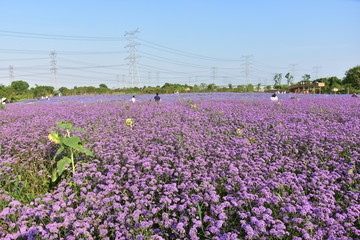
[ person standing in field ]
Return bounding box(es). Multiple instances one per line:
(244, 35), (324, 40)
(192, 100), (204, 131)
(154, 93), (160, 102)
(131, 95), (136, 103)
(270, 93), (278, 101)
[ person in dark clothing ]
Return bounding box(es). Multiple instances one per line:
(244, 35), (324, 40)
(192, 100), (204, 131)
(154, 93), (160, 102)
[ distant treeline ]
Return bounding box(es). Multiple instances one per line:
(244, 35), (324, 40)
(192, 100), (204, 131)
(1, 65), (359, 102)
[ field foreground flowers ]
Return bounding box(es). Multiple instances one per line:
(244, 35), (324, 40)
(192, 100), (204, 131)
(0, 96), (359, 239)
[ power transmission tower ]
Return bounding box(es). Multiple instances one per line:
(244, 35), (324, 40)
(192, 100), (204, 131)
(50, 51), (57, 90)
(241, 55), (253, 84)
(156, 72), (159, 86)
(124, 29), (140, 88)
(312, 66), (322, 80)
(289, 64), (298, 82)
(8, 65), (14, 83)
(211, 66), (217, 83)
(148, 71), (152, 84)
(122, 75), (126, 87)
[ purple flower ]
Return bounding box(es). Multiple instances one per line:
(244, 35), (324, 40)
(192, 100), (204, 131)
(1, 95), (359, 239)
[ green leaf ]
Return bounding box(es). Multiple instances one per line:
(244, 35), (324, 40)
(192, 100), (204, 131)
(83, 148), (94, 157)
(62, 136), (81, 149)
(62, 136), (93, 156)
(69, 127), (87, 133)
(56, 157), (72, 178)
(56, 121), (86, 133)
(51, 169), (58, 182)
(53, 145), (65, 160)
(56, 121), (73, 129)
(52, 156), (71, 182)
(73, 144), (94, 157)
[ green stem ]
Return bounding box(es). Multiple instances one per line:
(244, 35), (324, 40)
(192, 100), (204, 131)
(70, 149), (75, 174)
(67, 129), (75, 174)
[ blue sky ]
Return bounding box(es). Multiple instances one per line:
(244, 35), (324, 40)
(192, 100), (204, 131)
(0, 0), (359, 89)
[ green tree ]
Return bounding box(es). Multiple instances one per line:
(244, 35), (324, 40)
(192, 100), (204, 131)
(246, 84), (254, 92)
(58, 87), (69, 93)
(328, 76), (342, 93)
(285, 73), (294, 85)
(273, 73), (282, 86)
(0, 86), (16, 102)
(199, 83), (208, 91)
(207, 83), (217, 91)
(314, 77), (341, 93)
(235, 85), (246, 92)
(0, 85), (6, 97)
(302, 74), (311, 82)
(11, 80), (29, 95)
(274, 84), (289, 91)
(32, 85), (54, 98)
(99, 83), (108, 88)
(343, 83), (355, 94)
(256, 83), (261, 92)
(343, 65), (360, 90)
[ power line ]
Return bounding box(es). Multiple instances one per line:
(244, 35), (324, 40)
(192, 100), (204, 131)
(0, 30), (125, 41)
(138, 38), (242, 62)
(0, 49), (126, 55)
(124, 29), (140, 88)
(139, 51), (210, 69)
(58, 64), (127, 70)
(0, 29), (321, 88)
(58, 72), (119, 82)
(0, 57), (49, 62)
(0, 65), (49, 70)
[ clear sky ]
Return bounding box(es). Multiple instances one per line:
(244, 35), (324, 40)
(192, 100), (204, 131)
(0, 0), (359, 89)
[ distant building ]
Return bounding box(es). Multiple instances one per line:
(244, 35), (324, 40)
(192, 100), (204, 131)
(288, 81), (325, 94)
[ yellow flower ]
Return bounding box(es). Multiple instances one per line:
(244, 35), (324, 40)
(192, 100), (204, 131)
(48, 133), (60, 144)
(236, 128), (243, 135)
(190, 104), (199, 109)
(125, 118), (133, 126)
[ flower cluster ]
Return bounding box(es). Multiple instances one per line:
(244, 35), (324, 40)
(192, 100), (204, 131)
(0, 94), (359, 239)
(16, 92), (350, 105)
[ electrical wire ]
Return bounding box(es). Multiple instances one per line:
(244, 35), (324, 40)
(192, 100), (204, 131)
(138, 38), (242, 62)
(0, 30), (302, 87)
(0, 30), (125, 41)
(0, 48), (127, 55)
(139, 51), (211, 69)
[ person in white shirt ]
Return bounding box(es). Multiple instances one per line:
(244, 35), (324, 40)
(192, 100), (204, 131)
(1, 97), (7, 104)
(131, 95), (136, 103)
(270, 93), (278, 101)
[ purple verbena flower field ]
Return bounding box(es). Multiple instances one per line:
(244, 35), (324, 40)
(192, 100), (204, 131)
(0, 93), (359, 240)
